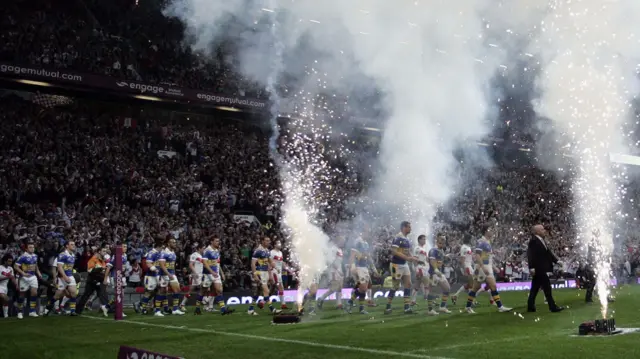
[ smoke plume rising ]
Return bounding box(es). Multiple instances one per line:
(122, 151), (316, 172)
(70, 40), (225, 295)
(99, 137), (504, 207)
(528, 0), (640, 317)
(164, 0), (508, 282)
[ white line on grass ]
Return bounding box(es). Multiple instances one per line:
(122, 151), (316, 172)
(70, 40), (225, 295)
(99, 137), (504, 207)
(406, 335), (533, 353)
(84, 315), (455, 359)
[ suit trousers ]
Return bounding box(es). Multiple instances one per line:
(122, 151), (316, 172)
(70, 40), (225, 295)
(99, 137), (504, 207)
(76, 279), (109, 314)
(527, 271), (557, 310)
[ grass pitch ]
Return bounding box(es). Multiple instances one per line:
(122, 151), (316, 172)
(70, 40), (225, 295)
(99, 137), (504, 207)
(2, 286), (640, 359)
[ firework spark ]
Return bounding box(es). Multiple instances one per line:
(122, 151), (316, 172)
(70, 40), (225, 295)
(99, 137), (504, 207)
(530, 0), (640, 318)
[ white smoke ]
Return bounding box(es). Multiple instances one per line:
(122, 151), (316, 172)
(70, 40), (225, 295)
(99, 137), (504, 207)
(164, 0), (510, 282)
(527, 0), (640, 317)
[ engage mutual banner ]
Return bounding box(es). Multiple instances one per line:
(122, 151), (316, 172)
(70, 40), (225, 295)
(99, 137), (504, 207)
(117, 345), (184, 359)
(0, 63), (268, 111)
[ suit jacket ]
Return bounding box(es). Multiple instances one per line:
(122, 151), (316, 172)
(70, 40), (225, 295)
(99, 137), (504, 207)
(527, 235), (558, 274)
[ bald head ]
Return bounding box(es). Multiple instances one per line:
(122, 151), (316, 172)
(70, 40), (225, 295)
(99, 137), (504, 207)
(532, 224), (546, 237)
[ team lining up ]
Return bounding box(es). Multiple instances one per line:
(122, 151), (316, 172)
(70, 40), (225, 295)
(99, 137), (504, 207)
(1, 221), (513, 319)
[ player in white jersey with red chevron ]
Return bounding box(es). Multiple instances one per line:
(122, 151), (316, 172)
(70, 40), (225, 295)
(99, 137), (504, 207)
(180, 243), (205, 312)
(452, 235), (474, 304)
(269, 240), (289, 309)
(0, 254), (17, 318)
(410, 235), (430, 306)
(317, 237), (346, 310)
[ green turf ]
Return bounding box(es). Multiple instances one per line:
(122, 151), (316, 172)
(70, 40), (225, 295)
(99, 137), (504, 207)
(1, 286), (639, 359)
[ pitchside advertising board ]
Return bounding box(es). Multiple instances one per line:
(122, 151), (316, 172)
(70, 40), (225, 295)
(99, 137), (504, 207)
(197, 278), (624, 305)
(117, 346), (183, 359)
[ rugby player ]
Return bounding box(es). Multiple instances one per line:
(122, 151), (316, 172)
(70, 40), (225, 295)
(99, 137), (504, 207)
(135, 237), (163, 316)
(348, 236), (375, 314)
(269, 240), (289, 309)
(51, 240), (78, 316)
(182, 242), (205, 312)
(466, 226), (512, 313)
(386, 221), (418, 315)
(158, 237), (185, 315)
(426, 234), (452, 315)
(0, 254), (17, 318)
(14, 242), (42, 318)
(200, 236), (233, 315)
(249, 236), (281, 315)
(317, 237), (345, 310)
(410, 235), (430, 307)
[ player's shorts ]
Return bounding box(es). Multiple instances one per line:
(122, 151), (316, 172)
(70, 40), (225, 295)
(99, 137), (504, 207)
(481, 264), (494, 278)
(271, 271), (283, 285)
(203, 274), (222, 287)
(255, 271), (269, 285)
(160, 274), (179, 287)
(144, 275), (159, 291)
(56, 276), (77, 291)
(190, 273), (203, 287)
(461, 267), (474, 284)
(354, 267), (370, 284)
(390, 263), (411, 280)
(0, 281), (8, 294)
(329, 271), (344, 289)
(19, 276), (38, 291)
(415, 266), (431, 286)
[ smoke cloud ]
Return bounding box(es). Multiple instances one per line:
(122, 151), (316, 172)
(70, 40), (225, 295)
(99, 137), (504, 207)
(164, 0), (511, 281)
(527, 0), (640, 316)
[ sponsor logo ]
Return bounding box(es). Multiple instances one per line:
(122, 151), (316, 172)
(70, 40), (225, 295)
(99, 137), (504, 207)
(196, 92), (266, 108)
(115, 82), (167, 95)
(0, 64), (83, 82)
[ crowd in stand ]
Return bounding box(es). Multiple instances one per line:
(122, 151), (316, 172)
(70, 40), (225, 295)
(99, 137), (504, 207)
(0, 91), (638, 293)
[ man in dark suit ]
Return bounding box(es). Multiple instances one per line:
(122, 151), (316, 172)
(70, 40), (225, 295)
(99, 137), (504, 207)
(527, 224), (564, 313)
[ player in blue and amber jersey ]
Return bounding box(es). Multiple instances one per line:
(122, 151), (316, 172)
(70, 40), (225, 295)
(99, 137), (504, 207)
(51, 240), (78, 316)
(466, 226), (512, 314)
(14, 242), (42, 318)
(158, 237), (184, 315)
(386, 221), (418, 314)
(249, 236), (281, 315)
(136, 238), (164, 315)
(198, 236), (233, 315)
(426, 234), (452, 315)
(348, 237), (375, 314)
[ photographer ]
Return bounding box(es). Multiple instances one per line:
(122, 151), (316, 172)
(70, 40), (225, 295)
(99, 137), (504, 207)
(76, 247), (110, 315)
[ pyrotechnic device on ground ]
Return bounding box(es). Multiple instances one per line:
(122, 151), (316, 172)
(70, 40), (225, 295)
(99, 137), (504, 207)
(272, 312), (302, 325)
(578, 318), (621, 336)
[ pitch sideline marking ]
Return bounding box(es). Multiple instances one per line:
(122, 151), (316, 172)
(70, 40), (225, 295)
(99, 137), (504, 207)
(84, 315), (455, 359)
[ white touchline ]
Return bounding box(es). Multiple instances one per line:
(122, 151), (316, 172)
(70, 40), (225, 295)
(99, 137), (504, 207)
(408, 335), (533, 353)
(84, 315), (455, 359)
(405, 328), (577, 354)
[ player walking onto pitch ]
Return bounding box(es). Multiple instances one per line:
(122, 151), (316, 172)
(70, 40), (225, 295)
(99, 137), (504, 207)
(183, 243), (205, 313)
(249, 236), (281, 315)
(452, 234), (477, 305)
(466, 226), (512, 314)
(386, 221), (419, 315)
(199, 236), (234, 315)
(317, 237), (346, 310)
(410, 235), (430, 307)
(135, 238), (163, 315)
(51, 240), (79, 316)
(269, 240), (290, 310)
(14, 242), (43, 318)
(158, 237), (185, 316)
(426, 234), (452, 315)
(1, 254), (17, 318)
(348, 236), (376, 314)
